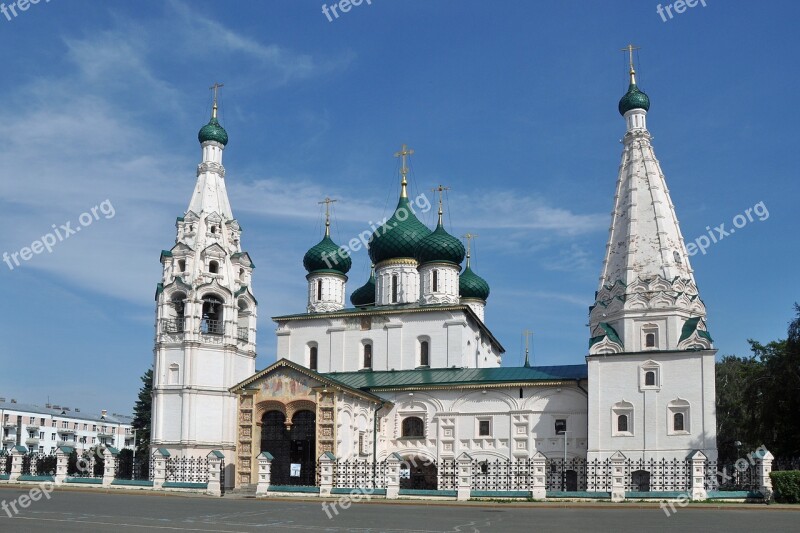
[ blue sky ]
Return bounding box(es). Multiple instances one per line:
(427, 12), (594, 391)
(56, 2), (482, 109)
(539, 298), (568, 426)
(0, 0), (797, 415)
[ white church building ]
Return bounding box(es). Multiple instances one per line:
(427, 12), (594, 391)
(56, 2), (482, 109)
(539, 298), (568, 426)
(150, 59), (717, 491)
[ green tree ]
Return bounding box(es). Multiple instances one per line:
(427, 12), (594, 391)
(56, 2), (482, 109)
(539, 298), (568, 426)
(132, 367), (153, 457)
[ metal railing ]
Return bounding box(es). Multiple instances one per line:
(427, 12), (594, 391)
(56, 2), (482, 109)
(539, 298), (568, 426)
(200, 319), (223, 336)
(161, 318), (184, 334)
(237, 326), (249, 343)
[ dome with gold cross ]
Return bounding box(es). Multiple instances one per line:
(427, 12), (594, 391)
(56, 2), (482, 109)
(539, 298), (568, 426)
(618, 44), (650, 116)
(459, 235), (490, 301)
(367, 145), (432, 264)
(303, 198), (351, 275)
(199, 83), (229, 145)
(415, 186), (465, 266)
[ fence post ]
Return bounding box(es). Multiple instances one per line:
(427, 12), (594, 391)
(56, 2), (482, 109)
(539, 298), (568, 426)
(319, 452), (335, 496)
(103, 446), (120, 487)
(688, 450), (707, 501)
(456, 452), (472, 501)
(385, 453), (401, 500)
(531, 451), (547, 500)
(256, 452), (273, 496)
(755, 447), (774, 502)
(9, 446), (26, 482)
(55, 446), (71, 484)
(152, 448), (169, 489)
(206, 450), (224, 496)
(610, 451), (626, 502)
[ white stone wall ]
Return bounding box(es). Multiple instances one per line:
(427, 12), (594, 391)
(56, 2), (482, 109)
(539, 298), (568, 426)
(586, 350), (717, 463)
(375, 261), (419, 305)
(306, 273), (346, 313)
(275, 309), (501, 373)
(419, 263), (460, 305)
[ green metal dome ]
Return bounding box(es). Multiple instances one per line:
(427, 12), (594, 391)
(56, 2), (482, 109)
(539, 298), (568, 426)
(350, 270), (376, 307)
(198, 117), (229, 146)
(303, 234), (351, 275)
(416, 221), (465, 265)
(460, 265), (490, 301)
(618, 82), (650, 116)
(368, 196), (432, 264)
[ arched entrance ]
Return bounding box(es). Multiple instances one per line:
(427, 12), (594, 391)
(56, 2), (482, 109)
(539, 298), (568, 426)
(631, 469), (651, 492)
(260, 410), (316, 486)
(399, 456), (438, 490)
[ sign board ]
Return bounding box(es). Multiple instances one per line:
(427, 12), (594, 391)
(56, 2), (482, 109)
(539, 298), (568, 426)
(290, 463), (301, 477)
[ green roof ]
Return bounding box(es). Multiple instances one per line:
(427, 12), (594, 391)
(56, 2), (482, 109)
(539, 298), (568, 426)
(322, 365), (588, 390)
(415, 221), (465, 265)
(198, 116), (228, 146)
(303, 234), (351, 275)
(368, 196), (431, 264)
(459, 265), (490, 300)
(618, 82), (650, 116)
(589, 322), (622, 348)
(350, 270), (376, 307)
(679, 316), (713, 344)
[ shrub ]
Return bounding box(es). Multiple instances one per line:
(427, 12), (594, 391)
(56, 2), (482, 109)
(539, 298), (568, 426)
(770, 471), (800, 503)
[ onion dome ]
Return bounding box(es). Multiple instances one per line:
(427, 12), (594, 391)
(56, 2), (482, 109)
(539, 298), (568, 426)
(460, 265), (490, 300)
(350, 268), (376, 307)
(198, 99), (229, 146)
(618, 66), (650, 116)
(303, 234), (351, 275)
(415, 218), (465, 266)
(368, 193), (431, 264)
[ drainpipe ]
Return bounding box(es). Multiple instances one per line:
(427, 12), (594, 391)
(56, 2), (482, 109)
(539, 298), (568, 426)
(372, 400), (385, 476)
(575, 379), (588, 397)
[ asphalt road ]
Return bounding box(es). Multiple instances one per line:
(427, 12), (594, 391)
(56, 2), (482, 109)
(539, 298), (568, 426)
(0, 486), (797, 532)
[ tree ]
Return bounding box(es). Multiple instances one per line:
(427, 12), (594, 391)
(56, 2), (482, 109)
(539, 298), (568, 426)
(132, 367), (153, 458)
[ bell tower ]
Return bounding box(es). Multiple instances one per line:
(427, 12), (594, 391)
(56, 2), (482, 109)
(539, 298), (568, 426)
(150, 85), (257, 468)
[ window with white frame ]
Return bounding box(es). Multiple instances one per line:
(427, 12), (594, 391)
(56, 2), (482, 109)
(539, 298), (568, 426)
(477, 418), (492, 437)
(639, 361), (661, 391)
(667, 399), (691, 435)
(612, 400), (634, 436)
(642, 324), (659, 350)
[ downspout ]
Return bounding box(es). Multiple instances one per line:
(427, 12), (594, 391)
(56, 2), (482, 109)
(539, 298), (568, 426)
(372, 400), (385, 470)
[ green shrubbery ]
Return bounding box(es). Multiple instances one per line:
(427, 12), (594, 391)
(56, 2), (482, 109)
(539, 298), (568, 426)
(770, 471), (800, 503)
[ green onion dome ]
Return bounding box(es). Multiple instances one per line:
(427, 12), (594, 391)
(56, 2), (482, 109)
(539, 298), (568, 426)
(350, 270), (376, 307)
(198, 117), (229, 146)
(303, 234), (351, 275)
(618, 82), (650, 116)
(415, 221), (465, 265)
(459, 265), (490, 301)
(368, 195), (432, 264)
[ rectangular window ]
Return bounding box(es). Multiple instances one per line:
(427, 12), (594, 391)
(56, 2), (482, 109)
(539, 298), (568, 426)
(40, 418), (45, 426)
(62, 421), (68, 429)
(83, 424), (87, 431)
(478, 420), (491, 437)
(555, 419), (567, 435)
(39, 432), (44, 439)
(51, 434), (56, 441)
(51, 421), (56, 427)
(29, 417), (35, 424)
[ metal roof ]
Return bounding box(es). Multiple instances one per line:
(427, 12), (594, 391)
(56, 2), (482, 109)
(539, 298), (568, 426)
(322, 364), (588, 391)
(0, 401), (132, 425)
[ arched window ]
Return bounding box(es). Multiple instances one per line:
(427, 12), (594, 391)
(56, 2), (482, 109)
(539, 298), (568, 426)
(673, 412), (684, 432)
(420, 341), (429, 367)
(239, 268), (245, 281)
(673, 250), (682, 264)
(209, 260), (219, 274)
(617, 414), (628, 432)
(391, 275), (398, 303)
(178, 259), (186, 272)
(317, 279), (323, 301)
(401, 416), (424, 438)
(237, 300), (249, 343)
(645, 333), (655, 348)
(363, 344), (372, 369)
(645, 371), (655, 386)
(201, 295), (223, 335)
(309, 346), (318, 371)
(432, 270), (438, 292)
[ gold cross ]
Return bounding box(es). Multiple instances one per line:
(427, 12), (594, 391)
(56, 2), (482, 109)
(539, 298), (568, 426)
(209, 82), (224, 118)
(621, 44), (639, 71)
(394, 144), (414, 196)
(431, 185), (451, 222)
(318, 197), (337, 236)
(523, 329), (533, 367)
(463, 233), (478, 266)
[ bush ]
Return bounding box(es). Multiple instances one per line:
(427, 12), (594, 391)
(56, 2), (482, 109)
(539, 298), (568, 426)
(770, 471), (800, 503)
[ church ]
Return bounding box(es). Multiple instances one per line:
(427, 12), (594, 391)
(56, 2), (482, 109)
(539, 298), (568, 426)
(149, 57), (718, 491)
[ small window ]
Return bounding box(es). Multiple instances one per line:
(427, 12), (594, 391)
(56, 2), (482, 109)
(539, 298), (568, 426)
(674, 251), (682, 264)
(555, 419), (567, 435)
(645, 333), (655, 348)
(645, 371), (655, 386)
(309, 346), (318, 371)
(239, 268), (245, 281)
(391, 275), (398, 303)
(420, 341), (429, 367)
(478, 419), (491, 437)
(178, 259), (186, 272)
(673, 412), (684, 432)
(363, 344), (372, 369)
(617, 414), (628, 432)
(317, 279), (323, 301)
(209, 260), (219, 274)
(432, 270), (439, 292)
(401, 417), (424, 438)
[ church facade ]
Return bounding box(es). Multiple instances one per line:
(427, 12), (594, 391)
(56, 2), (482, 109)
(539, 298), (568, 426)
(150, 61), (717, 490)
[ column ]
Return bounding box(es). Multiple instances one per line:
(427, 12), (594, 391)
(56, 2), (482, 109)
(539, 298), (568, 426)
(456, 452), (473, 501)
(9, 446), (25, 482)
(530, 451), (547, 500)
(102, 447), (120, 487)
(206, 450), (224, 496)
(256, 452), (273, 496)
(152, 449), (169, 489)
(386, 453), (401, 499)
(55, 446), (70, 485)
(610, 451), (626, 503)
(756, 448), (774, 502)
(319, 452), (335, 496)
(688, 450), (707, 501)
